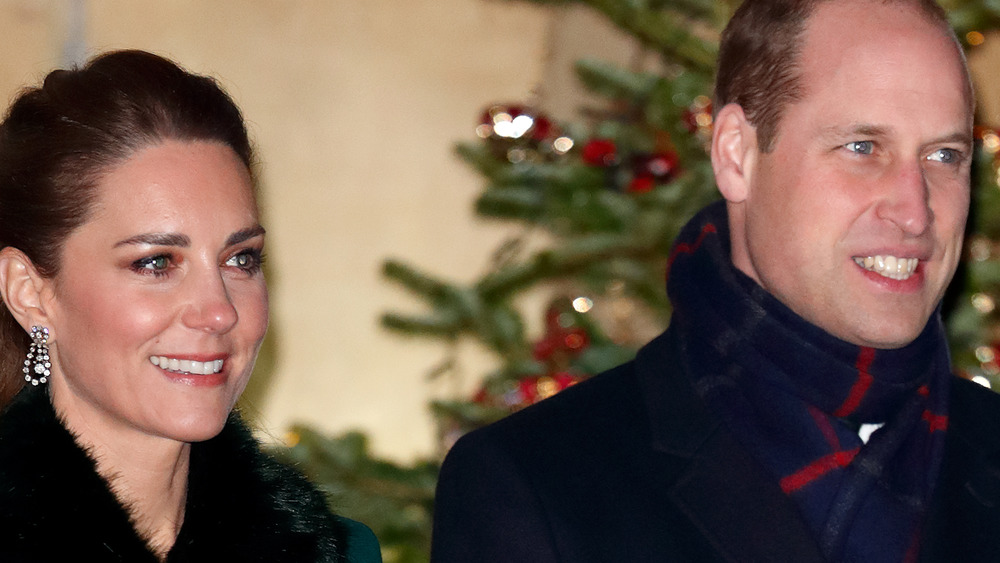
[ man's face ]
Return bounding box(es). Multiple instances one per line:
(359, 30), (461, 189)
(730, 0), (973, 349)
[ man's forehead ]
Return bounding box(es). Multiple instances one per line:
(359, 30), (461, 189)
(796, 0), (972, 108)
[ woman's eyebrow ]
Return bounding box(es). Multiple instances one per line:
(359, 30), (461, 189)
(226, 225), (266, 247)
(114, 233), (190, 248)
(112, 226), (265, 249)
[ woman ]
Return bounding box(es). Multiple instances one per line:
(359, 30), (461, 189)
(0, 50), (380, 562)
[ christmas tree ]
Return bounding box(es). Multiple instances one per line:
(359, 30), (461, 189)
(284, 2), (1000, 561)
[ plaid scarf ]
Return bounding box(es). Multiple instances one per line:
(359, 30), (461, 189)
(666, 202), (951, 562)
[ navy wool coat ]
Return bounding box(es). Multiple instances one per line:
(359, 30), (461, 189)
(431, 328), (1000, 562)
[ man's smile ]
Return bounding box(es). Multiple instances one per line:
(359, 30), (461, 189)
(853, 255), (919, 280)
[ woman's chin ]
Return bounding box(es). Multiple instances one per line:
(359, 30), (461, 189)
(161, 411), (232, 443)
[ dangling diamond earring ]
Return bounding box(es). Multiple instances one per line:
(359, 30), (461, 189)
(23, 326), (51, 386)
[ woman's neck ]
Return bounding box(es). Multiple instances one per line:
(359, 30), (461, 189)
(50, 389), (191, 559)
(104, 440), (190, 559)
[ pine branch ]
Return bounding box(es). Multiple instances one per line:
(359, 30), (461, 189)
(940, 0), (1000, 35)
(476, 233), (663, 298)
(380, 312), (462, 337)
(382, 260), (453, 305)
(574, 59), (661, 100)
(571, 0), (719, 71)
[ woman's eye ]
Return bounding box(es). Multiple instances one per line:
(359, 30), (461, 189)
(131, 254), (171, 276)
(226, 249), (263, 273)
(845, 141), (874, 155)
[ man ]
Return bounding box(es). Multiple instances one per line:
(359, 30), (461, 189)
(431, 0), (1000, 561)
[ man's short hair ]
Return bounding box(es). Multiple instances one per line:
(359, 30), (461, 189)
(714, 0), (962, 153)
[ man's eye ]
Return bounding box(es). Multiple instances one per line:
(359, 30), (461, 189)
(845, 141), (874, 155)
(927, 148), (959, 164)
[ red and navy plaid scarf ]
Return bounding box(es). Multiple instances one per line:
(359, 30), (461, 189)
(666, 202), (951, 562)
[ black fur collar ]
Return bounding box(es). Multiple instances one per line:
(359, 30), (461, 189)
(0, 386), (347, 562)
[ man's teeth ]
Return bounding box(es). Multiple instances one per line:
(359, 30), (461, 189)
(853, 255), (919, 280)
(149, 356), (224, 375)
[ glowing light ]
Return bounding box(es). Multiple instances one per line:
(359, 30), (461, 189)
(692, 95), (712, 109)
(972, 293), (996, 314)
(976, 345), (996, 364)
(572, 296), (593, 313)
(476, 124), (493, 139)
(553, 136), (574, 154)
(492, 113), (534, 139)
(537, 377), (558, 399)
(970, 238), (992, 262)
(506, 148), (527, 163)
(493, 121), (514, 137)
(695, 113), (713, 128)
(967, 31), (985, 46)
(511, 115), (534, 136)
(983, 132), (1000, 154)
(284, 431), (301, 447)
(972, 375), (992, 388)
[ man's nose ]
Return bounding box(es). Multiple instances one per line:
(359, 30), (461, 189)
(876, 161), (932, 236)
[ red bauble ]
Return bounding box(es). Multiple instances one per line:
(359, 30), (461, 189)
(628, 176), (655, 193)
(581, 139), (617, 166)
(681, 108), (698, 133)
(632, 151), (680, 181)
(533, 327), (589, 361)
(552, 372), (581, 390)
(626, 151), (680, 193)
(518, 377), (539, 404)
(472, 387), (488, 404)
(531, 115), (554, 140)
(532, 337), (558, 361)
(563, 330), (588, 351)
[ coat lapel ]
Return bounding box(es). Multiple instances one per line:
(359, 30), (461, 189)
(636, 330), (827, 563)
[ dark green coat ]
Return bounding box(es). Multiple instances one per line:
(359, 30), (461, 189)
(0, 386), (381, 563)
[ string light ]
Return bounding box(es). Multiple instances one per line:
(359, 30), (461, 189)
(983, 131), (1000, 154)
(572, 297), (593, 313)
(972, 292), (996, 314)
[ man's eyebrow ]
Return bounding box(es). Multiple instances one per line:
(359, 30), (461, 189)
(226, 225), (266, 247)
(820, 125), (972, 147)
(929, 131), (974, 147)
(114, 233), (190, 248)
(821, 123), (891, 139)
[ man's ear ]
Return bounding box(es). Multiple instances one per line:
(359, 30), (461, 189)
(0, 247), (53, 332)
(710, 103), (758, 204)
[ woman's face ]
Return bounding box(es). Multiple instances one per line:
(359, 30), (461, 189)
(42, 140), (268, 445)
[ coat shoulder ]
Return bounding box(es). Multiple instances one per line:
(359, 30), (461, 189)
(180, 414), (366, 562)
(456, 360), (646, 458)
(433, 360), (678, 562)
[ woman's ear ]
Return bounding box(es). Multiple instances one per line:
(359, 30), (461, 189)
(710, 103), (758, 204)
(0, 247), (53, 332)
